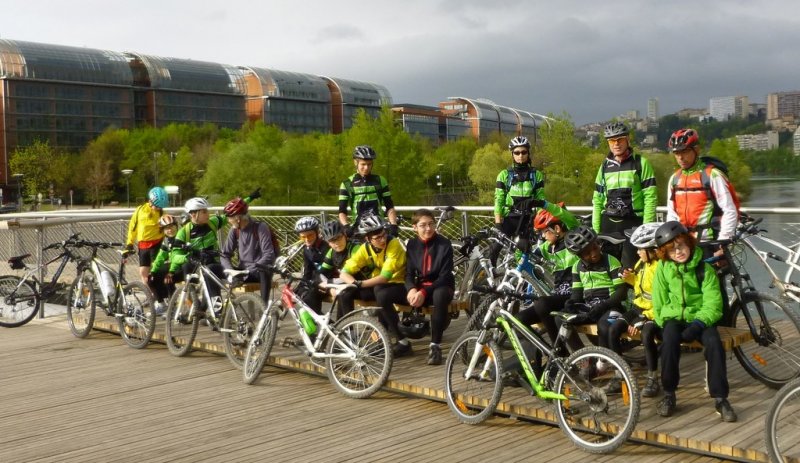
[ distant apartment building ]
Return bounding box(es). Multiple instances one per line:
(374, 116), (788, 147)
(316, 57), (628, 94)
(676, 108), (709, 119)
(647, 97), (659, 121)
(794, 127), (800, 156)
(735, 131), (779, 151)
(710, 96), (749, 121)
(767, 91), (800, 130)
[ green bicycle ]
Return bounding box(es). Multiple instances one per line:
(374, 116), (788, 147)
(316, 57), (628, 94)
(444, 268), (640, 454)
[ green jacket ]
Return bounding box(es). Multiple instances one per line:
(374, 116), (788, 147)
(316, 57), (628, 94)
(494, 167), (545, 217)
(652, 247), (722, 328)
(591, 151), (658, 232)
(168, 215), (225, 273)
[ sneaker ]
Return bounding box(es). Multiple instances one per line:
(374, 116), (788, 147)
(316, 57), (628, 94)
(427, 345), (442, 366)
(153, 302), (167, 317)
(642, 375), (660, 398)
(393, 341), (413, 358)
(657, 394), (676, 417)
(715, 399), (737, 422)
(604, 376), (622, 394)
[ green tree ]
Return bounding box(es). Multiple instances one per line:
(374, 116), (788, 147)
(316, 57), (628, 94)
(8, 140), (72, 200)
(467, 143), (506, 205)
(707, 138), (752, 200)
(78, 141), (115, 207)
(536, 115), (596, 206)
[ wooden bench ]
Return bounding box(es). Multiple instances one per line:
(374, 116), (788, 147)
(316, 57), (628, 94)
(572, 323), (753, 352)
(322, 295), (469, 317)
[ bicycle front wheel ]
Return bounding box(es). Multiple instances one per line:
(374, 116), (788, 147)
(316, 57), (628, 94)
(326, 314), (393, 399)
(117, 281), (156, 349)
(554, 346), (640, 454)
(243, 302), (280, 385)
(67, 270), (97, 338)
(222, 293), (264, 369)
(444, 331), (504, 425)
(0, 276), (40, 328)
(765, 377), (800, 463)
(164, 285), (200, 357)
(731, 291), (800, 389)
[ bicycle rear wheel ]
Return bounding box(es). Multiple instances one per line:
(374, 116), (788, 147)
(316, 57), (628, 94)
(553, 346), (640, 454)
(165, 285), (200, 356)
(731, 291), (800, 389)
(222, 293), (264, 369)
(326, 314), (393, 399)
(444, 331), (504, 425)
(67, 270), (97, 338)
(0, 276), (40, 328)
(118, 281), (156, 349)
(765, 377), (800, 463)
(243, 302), (280, 385)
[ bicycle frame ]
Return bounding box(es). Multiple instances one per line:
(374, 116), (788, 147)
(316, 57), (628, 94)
(15, 249), (76, 299)
(738, 231), (800, 304)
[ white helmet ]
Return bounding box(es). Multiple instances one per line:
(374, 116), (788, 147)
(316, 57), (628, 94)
(184, 197), (210, 213)
(628, 222), (663, 249)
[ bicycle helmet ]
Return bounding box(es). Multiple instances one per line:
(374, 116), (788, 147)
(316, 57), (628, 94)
(223, 197), (248, 217)
(294, 216), (320, 233)
(508, 136), (531, 151)
(320, 221), (346, 241)
(353, 145), (377, 160)
(356, 212), (385, 236)
(399, 312), (430, 339)
(148, 187), (169, 209)
(603, 122), (629, 139)
(654, 221), (689, 247)
(564, 225), (598, 255)
(628, 222), (663, 249)
(668, 128), (700, 152)
(158, 214), (176, 228)
(184, 197), (210, 213)
(533, 208), (561, 231)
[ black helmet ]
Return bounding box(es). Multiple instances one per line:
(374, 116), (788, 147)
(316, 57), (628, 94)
(399, 312), (430, 339)
(564, 225), (598, 255)
(356, 212), (385, 236)
(603, 122), (629, 139)
(353, 145), (377, 160)
(655, 221), (689, 247)
(321, 221), (345, 241)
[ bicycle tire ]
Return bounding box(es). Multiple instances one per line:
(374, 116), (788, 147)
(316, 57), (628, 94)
(0, 276), (40, 328)
(464, 297), (493, 335)
(444, 330), (504, 425)
(764, 376), (800, 463)
(66, 270), (97, 338)
(164, 285), (200, 357)
(117, 281), (156, 349)
(465, 266), (491, 317)
(554, 346), (640, 454)
(326, 314), (393, 399)
(243, 301), (280, 385)
(222, 292), (264, 370)
(730, 291), (800, 389)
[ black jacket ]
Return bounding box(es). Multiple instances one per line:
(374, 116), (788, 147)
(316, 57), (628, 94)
(404, 233), (455, 295)
(302, 239), (330, 281)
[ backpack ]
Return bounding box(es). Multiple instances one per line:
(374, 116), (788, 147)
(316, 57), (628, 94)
(504, 167), (540, 191)
(670, 156), (742, 220)
(234, 221), (282, 257)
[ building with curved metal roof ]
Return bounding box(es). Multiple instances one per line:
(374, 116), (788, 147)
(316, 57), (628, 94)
(439, 97), (550, 143)
(323, 77), (392, 133)
(242, 67), (331, 133)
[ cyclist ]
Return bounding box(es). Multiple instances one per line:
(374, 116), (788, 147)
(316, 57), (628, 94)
(167, 197), (226, 314)
(591, 122), (658, 269)
(516, 203), (579, 349)
(148, 214), (179, 315)
(652, 221), (737, 422)
(616, 222), (663, 398)
(404, 208), (455, 366)
(220, 191), (277, 304)
(295, 216), (329, 313)
(338, 145), (398, 236)
(339, 212), (412, 357)
(490, 136), (545, 264)
(317, 221), (370, 317)
(126, 186), (167, 285)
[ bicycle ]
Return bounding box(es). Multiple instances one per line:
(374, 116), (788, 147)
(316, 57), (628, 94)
(444, 268), (640, 454)
(243, 266), (393, 399)
(163, 249), (265, 369)
(66, 240), (156, 349)
(764, 376), (800, 463)
(713, 215), (800, 388)
(0, 233), (85, 328)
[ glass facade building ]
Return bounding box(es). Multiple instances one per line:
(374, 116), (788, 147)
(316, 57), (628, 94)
(242, 67), (331, 133)
(324, 77), (392, 133)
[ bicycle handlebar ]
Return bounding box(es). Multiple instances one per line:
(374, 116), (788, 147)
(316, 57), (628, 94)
(472, 284), (536, 301)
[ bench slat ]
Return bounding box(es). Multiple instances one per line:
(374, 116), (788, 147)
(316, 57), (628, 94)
(572, 323), (753, 352)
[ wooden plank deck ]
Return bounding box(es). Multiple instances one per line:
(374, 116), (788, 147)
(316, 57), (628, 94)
(2, 310), (793, 462)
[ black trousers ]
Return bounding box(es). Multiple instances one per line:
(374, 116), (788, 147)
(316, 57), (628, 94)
(148, 269), (179, 303)
(600, 214), (642, 269)
(640, 321), (660, 373)
(243, 269), (273, 305)
(417, 286), (454, 344)
(489, 214), (530, 265)
(374, 283), (408, 341)
(660, 320), (729, 398)
(517, 294), (570, 345)
(337, 286), (376, 318)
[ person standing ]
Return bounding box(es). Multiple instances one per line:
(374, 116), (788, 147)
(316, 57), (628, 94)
(591, 122), (658, 269)
(338, 145), (398, 236)
(127, 187), (168, 285)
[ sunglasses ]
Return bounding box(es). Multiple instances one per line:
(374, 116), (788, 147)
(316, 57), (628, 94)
(512, 150), (529, 155)
(607, 137), (627, 145)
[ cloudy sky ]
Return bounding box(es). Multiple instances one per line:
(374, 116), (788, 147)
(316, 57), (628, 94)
(2, 0), (798, 124)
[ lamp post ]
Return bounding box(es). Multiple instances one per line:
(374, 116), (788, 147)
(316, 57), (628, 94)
(121, 169), (134, 207)
(12, 173), (23, 211)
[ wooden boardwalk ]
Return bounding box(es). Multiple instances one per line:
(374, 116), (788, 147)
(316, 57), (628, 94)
(0, 313), (786, 463)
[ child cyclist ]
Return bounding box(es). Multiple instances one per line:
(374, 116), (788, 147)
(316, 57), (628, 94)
(317, 221), (371, 318)
(148, 215), (179, 315)
(652, 221), (737, 422)
(294, 216), (329, 314)
(616, 222), (663, 398)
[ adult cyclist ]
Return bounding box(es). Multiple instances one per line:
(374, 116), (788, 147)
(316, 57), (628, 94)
(591, 122), (658, 269)
(338, 145), (398, 236)
(126, 187), (168, 285)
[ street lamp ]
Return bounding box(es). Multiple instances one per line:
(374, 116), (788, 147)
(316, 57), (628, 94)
(12, 173), (23, 211)
(121, 169), (134, 207)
